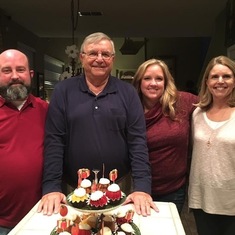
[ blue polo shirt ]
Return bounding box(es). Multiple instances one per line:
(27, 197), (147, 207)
(43, 75), (151, 195)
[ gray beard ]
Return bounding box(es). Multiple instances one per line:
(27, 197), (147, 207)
(0, 84), (30, 101)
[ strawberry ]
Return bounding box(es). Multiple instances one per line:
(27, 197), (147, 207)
(60, 204), (68, 217)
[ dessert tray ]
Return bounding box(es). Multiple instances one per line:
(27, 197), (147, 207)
(50, 168), (141, 234)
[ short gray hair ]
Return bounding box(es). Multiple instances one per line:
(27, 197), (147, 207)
(80, 32), (115, 54)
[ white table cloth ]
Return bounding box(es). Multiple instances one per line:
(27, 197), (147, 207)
(8, 201), (185, 235)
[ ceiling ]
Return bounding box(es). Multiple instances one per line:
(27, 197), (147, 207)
(0, 0), (228, 39)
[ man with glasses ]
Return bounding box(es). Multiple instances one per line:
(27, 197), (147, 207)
(38, 32), (158, 216)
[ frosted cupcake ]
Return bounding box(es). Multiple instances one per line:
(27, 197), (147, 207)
(116, 232), (126, 235)
(98, 178), (110, 193)
(97, 227), (112, 235)
(105, 183), (122, 205)
(119, 223), (135, 235)
(84, 214), (99, 230)
(69, 187), (88, 208)
(59, 232), (71, 235)
(116, 210), (127, 226)
(81, 179), (92, 194)
(88, 190), (108, 209)
(103, 215), (116, 232)
(66, 213), (81, 224)
(78, 223), (92, 235)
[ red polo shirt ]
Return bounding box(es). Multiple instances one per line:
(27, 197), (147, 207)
(0, 94), (48, 228)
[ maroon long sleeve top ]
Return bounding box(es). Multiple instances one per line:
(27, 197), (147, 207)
(145, 92), (198, 196)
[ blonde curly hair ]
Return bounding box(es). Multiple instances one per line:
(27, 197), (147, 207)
(132, 58), (179, 120)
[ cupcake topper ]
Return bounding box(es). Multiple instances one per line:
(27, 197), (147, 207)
(109, 169), (118, 183)
(125, 210), (135, 223)
(58, 205), (69, 232)
(59, 204), (68, 217)
(102, 163), (105, 178)
(77, 168), (90, 187)
(91, 179), (97, 192)
(57, 219), (70, 231)
(79, 168), (90, 179)
(77, 170), (81, 187)
(92, 169), (100, 184)
(91, 169), (99, 192)
(101, 220), (104, 235)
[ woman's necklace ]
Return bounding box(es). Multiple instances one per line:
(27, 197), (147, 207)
(205, 107), (232, 147)
(206, 119), (227, 147)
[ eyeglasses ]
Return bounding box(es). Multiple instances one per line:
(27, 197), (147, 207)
(82, 51), (114, 60)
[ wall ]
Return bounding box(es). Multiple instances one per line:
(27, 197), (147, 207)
(199, 9), (227, 81)
(41, 37), (146, 74)
(146, 37), (211, 91)
(42, 36), (209, 92)
(111, 38), (146, 77)
(0, 13), (44, 72)
(0, 12), (46, 95)
(0, 7), (229, 97)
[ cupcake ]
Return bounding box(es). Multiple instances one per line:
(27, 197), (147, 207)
(85, 214), (99, 230)
(98, 178), (110, 193)
(59, 232), (71, 235)
(69, 187), (88, 208)
(89, 190), (108, 209)
(116, 210), (127, 226)
(119, 223), (135, 235)
(105, 183), (122, 205)
(78, 223), (92, 235)
(66, 213), (81, 224)
(103, 215), (116, 232)
(116, 232), (126, 235)
(81, 179), (92, 194)
(97, 227), (112, 235)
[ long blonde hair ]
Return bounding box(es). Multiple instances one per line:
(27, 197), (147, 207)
(133, 58), (178, 120)
(197, 55), (235, 110)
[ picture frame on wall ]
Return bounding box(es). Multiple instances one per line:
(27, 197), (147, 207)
(116, 69), (136, 83)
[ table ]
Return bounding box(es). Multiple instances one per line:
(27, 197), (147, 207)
(8, 201), (186, 235)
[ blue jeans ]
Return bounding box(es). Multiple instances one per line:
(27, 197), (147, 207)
(152, 184), (186, 214)
(0, 227), (11, 235)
